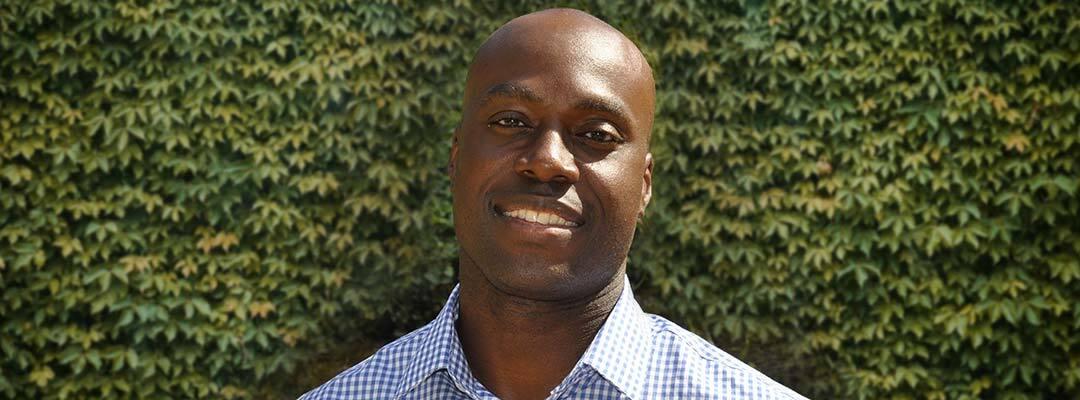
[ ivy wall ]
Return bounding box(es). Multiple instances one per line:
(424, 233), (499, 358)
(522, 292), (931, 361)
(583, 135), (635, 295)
(1, 1), (1078, 399)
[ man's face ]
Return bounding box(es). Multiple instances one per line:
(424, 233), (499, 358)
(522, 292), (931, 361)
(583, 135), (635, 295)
(450, 19), (655, 301)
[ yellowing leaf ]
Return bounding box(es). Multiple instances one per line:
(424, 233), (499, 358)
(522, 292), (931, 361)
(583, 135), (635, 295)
(1003, 133), (1030, 153)
(249, 301), (275, 319)
(29, 366), (54, 387)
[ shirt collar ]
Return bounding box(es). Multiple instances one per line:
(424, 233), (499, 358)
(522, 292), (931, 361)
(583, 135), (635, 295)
(395, 285), (481, 398)
(395, 275), (654, 400)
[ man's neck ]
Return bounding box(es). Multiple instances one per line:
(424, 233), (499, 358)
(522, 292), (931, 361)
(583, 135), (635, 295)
(455, 263), (624, 400)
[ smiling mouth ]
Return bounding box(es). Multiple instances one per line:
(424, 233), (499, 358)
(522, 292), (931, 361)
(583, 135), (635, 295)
(498, 207), (581, 228)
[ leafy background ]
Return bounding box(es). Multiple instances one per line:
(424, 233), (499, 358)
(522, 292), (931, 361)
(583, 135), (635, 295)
(1, 0), (1078, 399)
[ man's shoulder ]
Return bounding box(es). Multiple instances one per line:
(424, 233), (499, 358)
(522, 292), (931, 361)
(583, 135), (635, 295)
(298, 324), (433, 400)
(642, 313), (807, 399)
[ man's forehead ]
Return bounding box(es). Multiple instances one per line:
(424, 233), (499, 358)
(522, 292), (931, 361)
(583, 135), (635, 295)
(479, 81), (625, 109)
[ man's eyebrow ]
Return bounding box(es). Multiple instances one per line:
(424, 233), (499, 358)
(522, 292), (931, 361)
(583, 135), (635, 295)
(574, 97), (632, 130)
(480, 82), (541, 105)
(574, 98), (626, 120)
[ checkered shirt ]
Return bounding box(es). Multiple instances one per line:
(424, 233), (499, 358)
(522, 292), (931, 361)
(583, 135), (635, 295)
(300, 276), (807, 399)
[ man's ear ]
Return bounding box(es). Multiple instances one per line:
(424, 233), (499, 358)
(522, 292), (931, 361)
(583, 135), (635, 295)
(639, 152), (653, 220)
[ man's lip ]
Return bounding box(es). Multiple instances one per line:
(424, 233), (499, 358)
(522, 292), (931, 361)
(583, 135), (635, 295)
(491, 195), (585, 227)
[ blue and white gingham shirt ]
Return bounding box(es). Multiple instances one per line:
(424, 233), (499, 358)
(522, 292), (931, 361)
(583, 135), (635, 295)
(301, 276), (807, 399)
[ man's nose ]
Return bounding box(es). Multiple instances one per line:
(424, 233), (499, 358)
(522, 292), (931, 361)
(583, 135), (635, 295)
(515, 127), (580, 183)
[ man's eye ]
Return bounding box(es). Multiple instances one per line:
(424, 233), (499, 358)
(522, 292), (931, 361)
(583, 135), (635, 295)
(582, 131), (621, 143)
(492, 118), (527, 128)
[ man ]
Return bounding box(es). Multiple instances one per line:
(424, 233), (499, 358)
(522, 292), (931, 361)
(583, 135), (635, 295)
(302, 8), (805, 400)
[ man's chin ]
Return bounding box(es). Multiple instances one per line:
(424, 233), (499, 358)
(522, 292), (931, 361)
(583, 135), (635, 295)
(479, 261), (616, 302)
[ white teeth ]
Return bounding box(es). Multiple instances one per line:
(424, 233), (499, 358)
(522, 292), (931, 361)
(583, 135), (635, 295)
(503, 209), (576, 227)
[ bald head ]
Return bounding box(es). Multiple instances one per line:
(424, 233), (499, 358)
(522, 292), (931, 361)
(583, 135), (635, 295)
(472, 9), (652, 80)
(463, 9), (655, 137)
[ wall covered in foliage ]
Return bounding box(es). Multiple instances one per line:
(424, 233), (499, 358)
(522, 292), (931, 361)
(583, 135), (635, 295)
(1, 0), (1077, 398)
